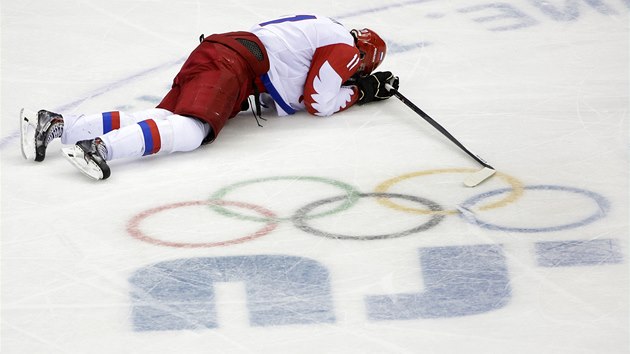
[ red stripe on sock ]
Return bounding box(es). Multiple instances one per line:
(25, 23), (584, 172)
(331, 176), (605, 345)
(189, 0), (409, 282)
(145, 119), (161, 154)
(111, 111), (121, 130)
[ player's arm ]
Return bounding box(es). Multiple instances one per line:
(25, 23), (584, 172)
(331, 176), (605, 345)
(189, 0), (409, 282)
(303, 43), (361, 117)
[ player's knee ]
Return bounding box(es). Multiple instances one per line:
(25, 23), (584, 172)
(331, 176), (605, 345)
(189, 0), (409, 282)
(167, 115), (211, 152)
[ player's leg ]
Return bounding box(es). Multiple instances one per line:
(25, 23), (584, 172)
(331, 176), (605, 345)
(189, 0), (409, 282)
(62, 114), (211, 180)
(61, 108), (173, 144)
(97, 114), (211, 160)
(60, 43), (249, 179)
(20, 108), (173, 162)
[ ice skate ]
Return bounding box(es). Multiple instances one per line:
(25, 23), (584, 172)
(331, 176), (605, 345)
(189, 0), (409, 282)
(61, 138), (111, 180)
(20, 108), (64, 161)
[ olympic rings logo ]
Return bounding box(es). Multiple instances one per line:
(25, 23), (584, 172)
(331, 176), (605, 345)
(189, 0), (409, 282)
(126, 168), (610, 248)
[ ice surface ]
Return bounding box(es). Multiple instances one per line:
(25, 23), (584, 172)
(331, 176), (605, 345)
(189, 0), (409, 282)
(1, 1), (628, 353)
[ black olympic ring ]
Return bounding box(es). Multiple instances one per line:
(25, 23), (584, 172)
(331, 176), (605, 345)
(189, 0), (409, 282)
(292, 193), (445, 240)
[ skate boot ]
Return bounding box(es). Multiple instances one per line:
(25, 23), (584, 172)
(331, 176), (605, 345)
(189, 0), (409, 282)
(20, 108), (64, 161)
(61, 138), (111, 180)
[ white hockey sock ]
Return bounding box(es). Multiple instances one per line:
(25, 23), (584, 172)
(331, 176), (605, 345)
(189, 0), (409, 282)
(98, 115), (210, 161)
(61, 108), (173, 145)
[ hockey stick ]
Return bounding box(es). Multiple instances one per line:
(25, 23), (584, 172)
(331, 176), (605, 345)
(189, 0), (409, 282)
(385, 84), (496, 187)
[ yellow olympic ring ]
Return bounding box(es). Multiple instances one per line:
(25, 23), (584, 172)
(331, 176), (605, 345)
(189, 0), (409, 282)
(374, 168), (524, 215)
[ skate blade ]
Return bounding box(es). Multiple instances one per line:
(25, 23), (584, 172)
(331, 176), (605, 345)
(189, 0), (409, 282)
(20, 108), (38, 160)
(61, 146), (105, 180)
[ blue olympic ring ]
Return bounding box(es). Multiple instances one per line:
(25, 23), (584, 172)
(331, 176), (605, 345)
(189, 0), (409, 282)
(458, 185), (610, 233)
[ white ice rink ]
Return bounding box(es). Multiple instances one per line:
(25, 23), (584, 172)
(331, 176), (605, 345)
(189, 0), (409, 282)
(2, 1), (629, 353)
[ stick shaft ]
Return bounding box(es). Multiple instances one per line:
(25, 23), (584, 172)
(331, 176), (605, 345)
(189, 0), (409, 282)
(390, 88), (493, 169)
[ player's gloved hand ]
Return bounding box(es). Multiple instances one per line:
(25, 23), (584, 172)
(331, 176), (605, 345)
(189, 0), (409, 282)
(356, 71), (399, 105)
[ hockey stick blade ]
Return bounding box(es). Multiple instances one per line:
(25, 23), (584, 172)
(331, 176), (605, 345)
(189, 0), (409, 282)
(463, 167), (496, 187)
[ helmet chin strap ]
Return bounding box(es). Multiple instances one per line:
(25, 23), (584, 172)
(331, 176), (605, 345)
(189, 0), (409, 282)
(351, 30), (368, 76)
(350, 29), (359, 42)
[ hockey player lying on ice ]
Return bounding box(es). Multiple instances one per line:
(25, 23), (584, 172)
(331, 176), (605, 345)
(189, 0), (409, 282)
(20, 14), (399, 180)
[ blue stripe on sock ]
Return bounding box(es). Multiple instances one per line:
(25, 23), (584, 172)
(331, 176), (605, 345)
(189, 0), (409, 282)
(103, 112), (113, 133)
(138, 121), (154, 156)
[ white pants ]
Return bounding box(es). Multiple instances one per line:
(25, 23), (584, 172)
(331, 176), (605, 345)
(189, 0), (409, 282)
(61, 109), (211, 160)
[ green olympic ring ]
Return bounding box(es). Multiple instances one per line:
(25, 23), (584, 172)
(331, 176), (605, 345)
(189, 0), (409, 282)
(208, 176), (361, 222)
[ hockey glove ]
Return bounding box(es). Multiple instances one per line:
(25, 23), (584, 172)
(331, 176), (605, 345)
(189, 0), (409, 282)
(356, 71), (399, 105)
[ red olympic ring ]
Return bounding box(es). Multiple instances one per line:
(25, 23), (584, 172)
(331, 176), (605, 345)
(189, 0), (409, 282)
(127, 200), (278, 248)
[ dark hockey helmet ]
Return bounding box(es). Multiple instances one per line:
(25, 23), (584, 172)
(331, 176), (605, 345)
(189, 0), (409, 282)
(351, 28), (387, 76)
